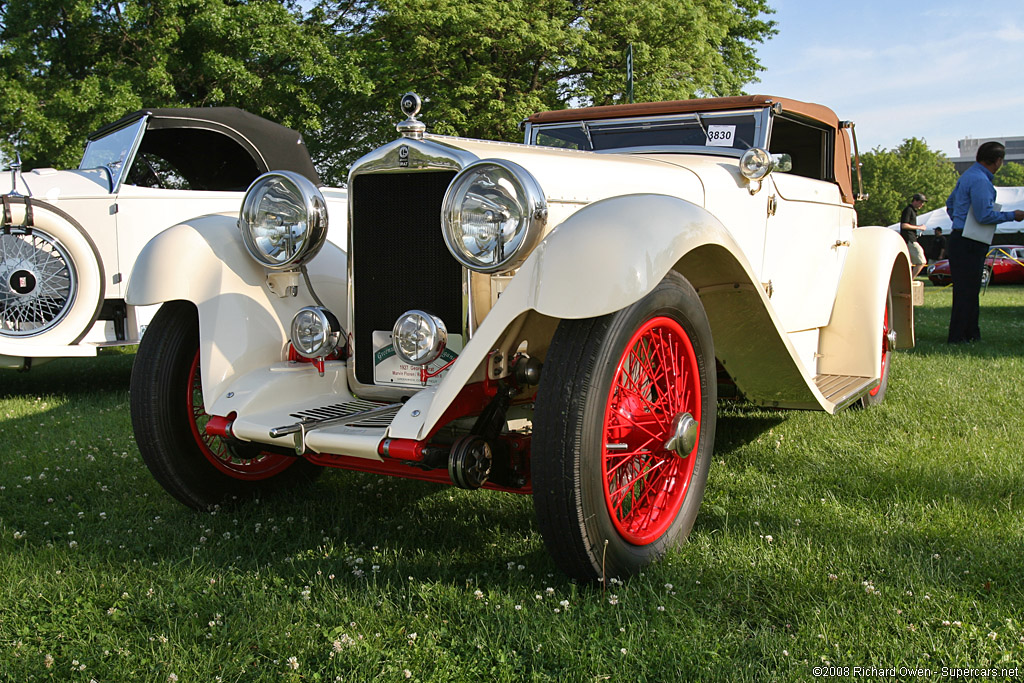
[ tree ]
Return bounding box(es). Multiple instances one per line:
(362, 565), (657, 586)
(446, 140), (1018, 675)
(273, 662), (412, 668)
(994, 161), (1024, 187)
(311, 0), (777, 174)
(0, 1), (367, 175)
(1, 0), (777, 184)
(854, 138), (958, 227)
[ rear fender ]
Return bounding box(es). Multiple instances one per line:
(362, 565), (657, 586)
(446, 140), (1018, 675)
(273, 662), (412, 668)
(818, 227), (914, 378)
(126, 215), (347, 407)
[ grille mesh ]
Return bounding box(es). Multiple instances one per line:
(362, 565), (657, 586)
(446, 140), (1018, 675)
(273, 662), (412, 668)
(350, 171), (461, 385)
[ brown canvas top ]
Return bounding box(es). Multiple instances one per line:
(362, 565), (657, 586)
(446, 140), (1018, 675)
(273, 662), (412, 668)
(528, 95), (855, 204)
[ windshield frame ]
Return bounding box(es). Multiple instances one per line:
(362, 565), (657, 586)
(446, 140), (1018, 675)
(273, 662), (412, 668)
(525, 107), (770, 155)
(79, 115), (149, 193)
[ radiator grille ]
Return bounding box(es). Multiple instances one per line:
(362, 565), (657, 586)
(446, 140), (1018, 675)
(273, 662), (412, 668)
(350, 171), (462, 385)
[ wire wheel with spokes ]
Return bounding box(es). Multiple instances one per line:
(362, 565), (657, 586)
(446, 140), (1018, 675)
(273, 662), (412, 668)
(0, 228), (77, 335)
(0, 199), (103, 348)
(131, 301), (321, 509)
(533, 271), (715, 581)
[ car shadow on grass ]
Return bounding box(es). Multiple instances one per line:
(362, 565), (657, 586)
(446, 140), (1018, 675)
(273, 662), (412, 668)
(0, 349), (135, 399)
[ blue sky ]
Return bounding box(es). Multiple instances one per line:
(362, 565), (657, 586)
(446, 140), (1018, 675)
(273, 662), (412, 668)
(752, 0), (1024, 158)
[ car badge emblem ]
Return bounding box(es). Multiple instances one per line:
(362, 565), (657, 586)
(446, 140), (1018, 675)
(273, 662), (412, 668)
(398, 145), (410, 168)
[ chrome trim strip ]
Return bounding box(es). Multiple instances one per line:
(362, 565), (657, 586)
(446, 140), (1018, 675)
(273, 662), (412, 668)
(269, 402), (403, 438)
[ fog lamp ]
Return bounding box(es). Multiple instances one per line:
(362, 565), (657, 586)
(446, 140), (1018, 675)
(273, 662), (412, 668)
(290, 306), (342, 359)
(392, 310), (447, 366)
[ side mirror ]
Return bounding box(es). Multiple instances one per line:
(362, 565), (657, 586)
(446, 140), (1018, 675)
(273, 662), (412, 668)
(771, 153), (792, 173)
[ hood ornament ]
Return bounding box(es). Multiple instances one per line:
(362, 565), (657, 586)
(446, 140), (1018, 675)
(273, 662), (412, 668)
(396, 93), (426, 140)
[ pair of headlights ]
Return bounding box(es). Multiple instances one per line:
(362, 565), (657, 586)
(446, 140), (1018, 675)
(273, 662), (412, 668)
(238, 162), (544, 365)
(238, 161), (547, 276)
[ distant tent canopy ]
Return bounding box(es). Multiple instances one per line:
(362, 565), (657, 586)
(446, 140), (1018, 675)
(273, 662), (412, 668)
(886, 186), (1024, 235)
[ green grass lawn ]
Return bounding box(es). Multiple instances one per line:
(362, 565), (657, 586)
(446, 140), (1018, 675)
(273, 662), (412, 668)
(2, 284), (1024, 682)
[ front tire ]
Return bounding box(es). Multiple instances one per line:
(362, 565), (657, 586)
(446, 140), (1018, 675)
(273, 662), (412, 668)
(533, 271), (715, 581)
(130, 301), (320, 509)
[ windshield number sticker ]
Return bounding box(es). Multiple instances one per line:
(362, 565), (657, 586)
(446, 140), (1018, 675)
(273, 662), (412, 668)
(705, 125), (736, 147)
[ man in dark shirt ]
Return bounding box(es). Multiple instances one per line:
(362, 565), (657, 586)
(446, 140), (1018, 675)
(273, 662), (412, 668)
(899, 193), (927, 277)
(930, 227), (946, 261)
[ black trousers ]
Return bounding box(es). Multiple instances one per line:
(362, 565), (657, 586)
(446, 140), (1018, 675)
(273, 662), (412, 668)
(947, 230), (988, 343)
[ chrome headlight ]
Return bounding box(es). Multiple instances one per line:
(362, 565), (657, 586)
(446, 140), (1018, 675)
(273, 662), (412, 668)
(239, 171), (328, 270)
(739, 148), (773, 180)
(441, 159), (547, 273)
(290, 306), (342, 359)
(392, 310), (447, 366)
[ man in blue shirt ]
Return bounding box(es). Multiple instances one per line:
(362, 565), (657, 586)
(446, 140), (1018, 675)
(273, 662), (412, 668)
(944, 141), (1024, 343)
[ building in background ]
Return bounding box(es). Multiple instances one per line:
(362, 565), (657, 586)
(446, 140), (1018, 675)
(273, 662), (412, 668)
(952, 136), (1024, 173)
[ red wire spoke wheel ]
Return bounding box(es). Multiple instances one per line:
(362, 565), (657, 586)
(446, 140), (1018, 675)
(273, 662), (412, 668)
(131, 301), (320, 510)
(533, 272), (715, 581)
(860, 287), (893, 407)
(184, 350), (294, 480)
(602, 316), (700, 545)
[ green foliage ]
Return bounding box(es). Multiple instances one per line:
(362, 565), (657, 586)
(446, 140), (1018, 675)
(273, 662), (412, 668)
(0, 0), (367, 172)
(1, 0), (776, 184)
(327, 0), (777, 170)
(855, 138), (958, 227)
(993, 160), (1024, 187)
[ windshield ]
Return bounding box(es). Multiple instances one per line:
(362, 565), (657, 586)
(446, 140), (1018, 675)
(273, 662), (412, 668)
(80, 117), (147, 189)
(532, 112), (761, 152)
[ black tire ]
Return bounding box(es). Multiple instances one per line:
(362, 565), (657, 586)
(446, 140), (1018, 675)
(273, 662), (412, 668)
(981, 265), (992, 288)
(532, 271), (715, 581)
(859, 286), (893, 408)
(130, 301), (321, 509)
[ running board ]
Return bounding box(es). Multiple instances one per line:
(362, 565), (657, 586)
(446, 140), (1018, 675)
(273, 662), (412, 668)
(269, 400), (402, 439)
(814, 374), (876, 411)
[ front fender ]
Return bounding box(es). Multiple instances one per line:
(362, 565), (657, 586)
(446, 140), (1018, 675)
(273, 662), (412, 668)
(126, 215), (348, 407)
(391, 193), (825, 440)
(524, 194), (749, 318)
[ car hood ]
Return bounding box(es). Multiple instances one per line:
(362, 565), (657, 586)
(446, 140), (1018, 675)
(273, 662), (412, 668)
(2, 167), (112, 200)
(414, 135), (707, 208)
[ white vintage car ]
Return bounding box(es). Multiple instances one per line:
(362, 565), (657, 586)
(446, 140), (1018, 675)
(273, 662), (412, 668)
(127, 94), (913, 581)
(0, 107), (347, 370)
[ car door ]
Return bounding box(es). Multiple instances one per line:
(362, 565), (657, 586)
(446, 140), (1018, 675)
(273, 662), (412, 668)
(760, 173), (852, 333)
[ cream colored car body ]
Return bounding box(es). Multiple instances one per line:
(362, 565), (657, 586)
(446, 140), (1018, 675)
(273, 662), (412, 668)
(0, 108), (346, 369)
(127, 96), (914, 463)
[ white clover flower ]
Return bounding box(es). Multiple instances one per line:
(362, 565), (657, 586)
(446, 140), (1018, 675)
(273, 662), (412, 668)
(608, 595), (619, 605)
(620, 648), (627, 655)
(474, 589), (484, 600)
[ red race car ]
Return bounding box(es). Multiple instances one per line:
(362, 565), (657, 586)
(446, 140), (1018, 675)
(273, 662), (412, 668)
(927, 245), (1024, 286)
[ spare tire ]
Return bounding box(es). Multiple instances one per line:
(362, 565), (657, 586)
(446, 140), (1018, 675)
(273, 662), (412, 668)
(1, 197), (104, 348)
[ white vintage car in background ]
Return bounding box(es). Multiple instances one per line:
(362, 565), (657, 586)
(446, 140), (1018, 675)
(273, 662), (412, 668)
(127, 93), (913, 581)
(0, 107), (346, 370)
